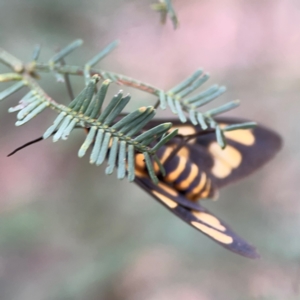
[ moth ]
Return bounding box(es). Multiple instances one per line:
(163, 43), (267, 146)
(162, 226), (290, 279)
(133, 117), (281, 259)
(9, 117), (281, 259)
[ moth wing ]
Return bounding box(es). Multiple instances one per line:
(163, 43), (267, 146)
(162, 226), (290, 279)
(196, 117), (282, 187)
(135, 174), (259, 259)
(147, 117), (281, 188)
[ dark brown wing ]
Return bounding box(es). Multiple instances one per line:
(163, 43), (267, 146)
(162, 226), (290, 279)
(148, 117), (282, 189)
(134, 172), (259, 259)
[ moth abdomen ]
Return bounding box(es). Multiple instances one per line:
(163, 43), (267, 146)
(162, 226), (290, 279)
(151, 145), (216, 201)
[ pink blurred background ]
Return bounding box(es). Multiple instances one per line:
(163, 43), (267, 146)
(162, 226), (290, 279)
(0, 0), (299, 299)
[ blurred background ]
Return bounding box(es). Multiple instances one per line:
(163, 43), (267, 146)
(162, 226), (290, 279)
(0, 0), (299, 299)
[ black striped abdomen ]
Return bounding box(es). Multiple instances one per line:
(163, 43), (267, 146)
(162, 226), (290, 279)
(135, 145), (215, 201)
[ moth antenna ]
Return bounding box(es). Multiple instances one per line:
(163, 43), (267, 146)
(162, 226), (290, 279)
(7, 136), (44, 157)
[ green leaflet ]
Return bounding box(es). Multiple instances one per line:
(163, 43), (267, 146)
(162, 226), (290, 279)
(0, 40), (257, 182)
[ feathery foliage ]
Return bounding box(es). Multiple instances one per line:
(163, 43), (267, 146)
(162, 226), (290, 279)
(0, 39), (256, 183)
(0, 54), (177, 184)
(151, 0), (179, 29)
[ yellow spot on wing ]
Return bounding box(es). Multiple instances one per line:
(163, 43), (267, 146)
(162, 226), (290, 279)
(210, 143), (242, 168)
(192, 211), (226, 231)
(191, 221), (233, 244)
(209, 142), (242, 178)
(175, 163), (198, 190)
(165, 156), (187, 182)
(176, 125), (196, 136)
(153, 191), (178, 208)
(220, 124), (255, 146)
(210, 158), (231, 178)
(157, 182), (178, 197)
(173, 126), (197, 144)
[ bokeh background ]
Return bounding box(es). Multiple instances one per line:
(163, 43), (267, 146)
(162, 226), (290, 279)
(0, 0), (299, 299)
